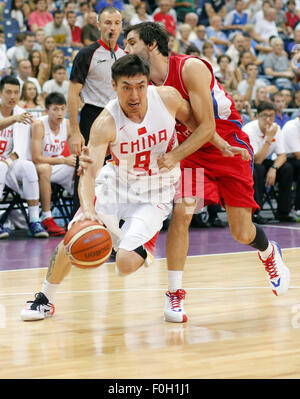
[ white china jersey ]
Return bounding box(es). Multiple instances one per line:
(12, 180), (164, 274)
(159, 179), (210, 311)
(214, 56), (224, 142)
(0, 105), (24, 159)
(39, 115), (68, 157)
(97, 85), (180, 204)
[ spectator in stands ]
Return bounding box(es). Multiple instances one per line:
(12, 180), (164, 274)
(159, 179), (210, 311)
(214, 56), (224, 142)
(63, 1), (76, 25)
(130, 1), (154, 24)
(0, 43), (11, 78)
(198, 0), (226, 27)
(39, 49), (68, 86)
(250, 85), (270, 108)
(191, 24), (207, 53)
(223, 0), (249, 38)
(123, 0), (140, 25)
(11, 32), (36, 73)
(16, 59), (42, 95)
(167, 31), (178, 54)
(263, 37), (295, 91)
(254, 8), (279, 42)
(215, 54), (238, 91)
(235, 50), (254, 82)
(245, 0), (263, 25)
(75, 1), (91, 28)
(287, 30), (300, 56)
(67, 11), (83, 48)
(243, 101), (295, 223)
(40, 36), (56, 66)
(42, 64), (70, 101)
(19, 81), (44, 119)
(282, 112), (300, 219)
(273, 0), (288, 39)
(280, 88), (294, 108)
(0, 76), (48, 238)
(28, 0), (53, 32)
(154, 0), (177, 37)
(81, 11), (101, 46)
(242, 24), (273, 58)
(31, 92), (75, 236)
(201, 40), (219, 73)
(34, 28), (46, 51)
(183, 12), (199, 40)
(225, 32), (245, 70)
(6, 32), (26, 63)
(95, 0), (124, 13)
(28, 49), (47, 87)
(237, 62), (268, 102)
(184, 43), (200, 55)
(290, 90), (300, 118)
(285, 0), (299, 36)
(251, 0), (271, 26)
(177, 23), (192, 54)
(206, 15), (231, 54)
(44, 9), (72, 46)
(232, 92), (255, 124)
(10, 0), (26, 31)
(173, 0), (195, 23)
(273, 91), (290, 128)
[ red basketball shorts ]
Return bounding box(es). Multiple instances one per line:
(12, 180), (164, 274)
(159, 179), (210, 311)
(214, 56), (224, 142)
(175, 123), (259, 212)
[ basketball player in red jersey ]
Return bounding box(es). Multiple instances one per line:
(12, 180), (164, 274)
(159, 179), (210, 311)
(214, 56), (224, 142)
(123, 22), (290, 323)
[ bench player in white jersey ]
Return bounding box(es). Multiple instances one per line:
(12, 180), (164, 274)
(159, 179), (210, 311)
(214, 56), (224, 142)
(31, 92), (76, 236)
(0, 76), (48, 239)
(20, 54), (200, 321)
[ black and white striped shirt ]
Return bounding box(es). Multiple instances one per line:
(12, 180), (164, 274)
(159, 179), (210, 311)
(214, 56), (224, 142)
(70, 39), (125, 108)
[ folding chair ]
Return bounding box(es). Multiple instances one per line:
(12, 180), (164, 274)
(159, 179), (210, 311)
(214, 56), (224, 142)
(50, 183), (73, 227)
(0, 185), (29, 226)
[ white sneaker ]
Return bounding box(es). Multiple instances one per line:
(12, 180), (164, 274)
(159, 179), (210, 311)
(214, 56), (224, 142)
(164, 289), (188, 323)
(20, 292), (55, 321)
(259, 241), (290, 296)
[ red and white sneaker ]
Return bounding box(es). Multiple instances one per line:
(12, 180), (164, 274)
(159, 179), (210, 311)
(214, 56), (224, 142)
(42, 217), (65, 236)
(20, 292), (55, 321)
(164, 289), (188, 323)
(259, 241), (290, 296)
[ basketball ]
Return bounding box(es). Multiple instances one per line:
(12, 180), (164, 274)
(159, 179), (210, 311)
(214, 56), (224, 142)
(64, 220), (112, 269)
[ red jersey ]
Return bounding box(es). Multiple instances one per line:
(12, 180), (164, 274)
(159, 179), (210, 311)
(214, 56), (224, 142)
(159, 54), (243, 148)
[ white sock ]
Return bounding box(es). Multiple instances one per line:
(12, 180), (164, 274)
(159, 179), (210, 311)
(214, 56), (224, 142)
(168, 270), (183, 292)
(259, 242), (273, 260)
(41, 279), (59, 303)
(42, 211), (52, 221)
(28, 205), (40, 222)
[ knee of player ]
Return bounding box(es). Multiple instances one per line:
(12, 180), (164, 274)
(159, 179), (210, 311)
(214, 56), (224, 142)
(116, 251), (141, 276)
(35, 163), (52, 178)
(230, 225), (254, 245)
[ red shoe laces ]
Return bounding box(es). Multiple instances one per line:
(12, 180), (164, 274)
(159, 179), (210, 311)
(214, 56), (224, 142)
(168, 289), (186, 309)
(261, 249), (279, 279)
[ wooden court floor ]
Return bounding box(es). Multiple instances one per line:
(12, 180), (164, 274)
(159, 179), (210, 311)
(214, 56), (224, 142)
(0, 249), (300, 379)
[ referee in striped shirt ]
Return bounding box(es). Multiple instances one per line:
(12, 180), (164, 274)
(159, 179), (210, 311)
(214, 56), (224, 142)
(67, 6), (125, 215)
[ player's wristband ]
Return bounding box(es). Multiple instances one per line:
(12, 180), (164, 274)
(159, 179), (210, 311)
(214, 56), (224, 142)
(5, 158), (13, 168)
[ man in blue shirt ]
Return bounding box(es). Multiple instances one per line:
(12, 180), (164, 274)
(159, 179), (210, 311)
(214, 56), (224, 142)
(95, 0), (124, 13)
(273, 91), (290, 128)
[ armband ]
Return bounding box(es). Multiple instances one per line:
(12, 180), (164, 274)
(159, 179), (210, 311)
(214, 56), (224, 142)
(5, 158), (13, 168)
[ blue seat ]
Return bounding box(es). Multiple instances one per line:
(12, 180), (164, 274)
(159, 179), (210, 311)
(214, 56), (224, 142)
(3, 18), (19, 32)
(57, 46), (73, 58)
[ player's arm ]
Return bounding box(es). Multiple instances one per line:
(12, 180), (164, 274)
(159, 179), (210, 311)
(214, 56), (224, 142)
(78, 110), (116, 220)
(158, 59), (215, 170)
(67, 81), (85, 155)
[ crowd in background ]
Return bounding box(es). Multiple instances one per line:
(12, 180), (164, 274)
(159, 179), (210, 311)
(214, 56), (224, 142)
(0, 0), (300, 226)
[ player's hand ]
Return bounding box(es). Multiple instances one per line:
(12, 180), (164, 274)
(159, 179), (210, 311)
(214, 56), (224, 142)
(222, 145), (252, 161)
(157, 153), (177, 172)
(64, 154), (77, 167)
(266, 167), (276, 188)
(16, 112), (33, 125)
(77, 146), (93, 176)
(68, 132), (85, 156)
(77, 210), (103, 225)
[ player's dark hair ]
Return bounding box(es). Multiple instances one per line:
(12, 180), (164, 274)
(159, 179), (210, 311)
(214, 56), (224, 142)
(256, 101), (276, 114)
(45, 92), (66, 109)
(0, 76), (20, 91)
(111, 54), (150, 83)
(124, 22), (169, 57)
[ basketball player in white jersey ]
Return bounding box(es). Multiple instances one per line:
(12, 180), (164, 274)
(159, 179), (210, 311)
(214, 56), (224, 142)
(20, 54), (200, 321)
(31, 92), (76, 236)
(0, 76), (48, 239)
